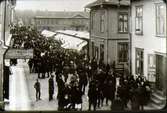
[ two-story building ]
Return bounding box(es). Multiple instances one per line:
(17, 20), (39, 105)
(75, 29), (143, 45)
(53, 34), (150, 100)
(85, 0), (130, 68)
(131, 0), (166, 109)
(34, 11), (89, 32)
(131, 0), (166, 91)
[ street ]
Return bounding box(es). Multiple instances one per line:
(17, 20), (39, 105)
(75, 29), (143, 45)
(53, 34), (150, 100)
(5, 60), (112, 111)
(5, 60), (31, 110)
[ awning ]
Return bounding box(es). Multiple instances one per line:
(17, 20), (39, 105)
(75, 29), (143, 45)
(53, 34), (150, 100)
(41, 30), (56, 37)
(54, 33), (87, 51)
(41, 29), (89, 51)
(56, 30), (89, 40)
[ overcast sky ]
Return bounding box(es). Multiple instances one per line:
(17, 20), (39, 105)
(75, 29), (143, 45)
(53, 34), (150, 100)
(15, 0), (96, 11)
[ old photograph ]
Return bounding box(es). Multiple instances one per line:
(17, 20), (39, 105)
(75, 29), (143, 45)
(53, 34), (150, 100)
(0, 0), (167, 111)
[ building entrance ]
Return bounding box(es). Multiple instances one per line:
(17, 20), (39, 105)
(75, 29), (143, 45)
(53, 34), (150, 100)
(155, 55), (166, 91)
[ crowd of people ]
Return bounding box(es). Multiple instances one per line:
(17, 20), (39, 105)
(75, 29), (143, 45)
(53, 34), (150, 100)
(10, 24), (152, 111)
(29, 52), (151, 111)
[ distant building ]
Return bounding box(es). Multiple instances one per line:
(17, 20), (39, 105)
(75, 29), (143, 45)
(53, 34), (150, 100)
(85, 0), (130, 66)
(131, 0), (166, 93)
(34, 11), (89, 32)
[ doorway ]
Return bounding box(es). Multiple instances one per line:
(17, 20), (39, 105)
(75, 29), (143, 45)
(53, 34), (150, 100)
(155, 55), (166, 91)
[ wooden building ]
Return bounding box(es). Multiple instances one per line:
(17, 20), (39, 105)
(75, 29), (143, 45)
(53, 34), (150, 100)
(85, 0), (130, 67)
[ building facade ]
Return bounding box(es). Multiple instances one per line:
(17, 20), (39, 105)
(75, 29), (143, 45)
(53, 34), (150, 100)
(34, 11), (89, 32)
(131, 0), (166, 92)
(86, 0), (130, 67)
(0, 0), (16, 109)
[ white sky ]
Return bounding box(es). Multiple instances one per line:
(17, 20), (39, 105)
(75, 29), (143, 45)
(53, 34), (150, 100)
(15, 0), (96, 11)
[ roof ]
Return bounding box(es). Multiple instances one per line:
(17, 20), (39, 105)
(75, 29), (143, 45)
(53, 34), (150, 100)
(54, 33), (87, 51)
(85, 0), (130, 8)
(41, 30), (57, 37)
(34, 11), (89, 19)
(56, 30), (89, 41)
(41, 29), (89, 51)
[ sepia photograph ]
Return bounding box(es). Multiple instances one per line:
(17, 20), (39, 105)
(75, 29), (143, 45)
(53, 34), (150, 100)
(0, 0), (167, 111)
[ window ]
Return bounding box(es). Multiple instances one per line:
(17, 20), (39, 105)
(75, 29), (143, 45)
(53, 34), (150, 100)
(118, 42), (128, 62)
(148, 54), (156, 68)
(135, 48), (144, 75)
(148, 54), (156, 82)
(100, 12), (105, 32)
(156, 3), (166, 36)
(95, 46), (99, 60)
(135, 6), (143, 35)
(118, 13), (128, 33)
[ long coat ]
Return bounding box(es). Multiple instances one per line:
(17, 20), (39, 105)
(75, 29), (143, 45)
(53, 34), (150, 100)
(49, 77), (54, 94)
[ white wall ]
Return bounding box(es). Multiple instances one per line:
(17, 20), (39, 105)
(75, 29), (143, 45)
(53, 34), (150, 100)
(131, 0), (166, 78)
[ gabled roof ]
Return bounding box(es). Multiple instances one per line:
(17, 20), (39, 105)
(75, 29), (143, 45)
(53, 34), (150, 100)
(85, 0), (130, 8)
(34, 11), (89, 19)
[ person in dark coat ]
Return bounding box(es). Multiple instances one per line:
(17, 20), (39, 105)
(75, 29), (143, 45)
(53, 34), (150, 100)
(91, 57), (98, 71)
(69, 83), (82, 110)
(28, 59), (33, 73)
(78, 70), (88, 94)
(111, 95), (124, 111)
(3, 66), (11, 99)
(131, 87), (140, 110)
(41, 57), (46, 78)
(56, 74), (65, 100)
(48, 75), (54, 101)
(34, 79), (41, 101)
(103, 69), (116, 106)
(58, 84), (69, 111)
(36, 58), (42, 78)
(88, 80), (98, 111)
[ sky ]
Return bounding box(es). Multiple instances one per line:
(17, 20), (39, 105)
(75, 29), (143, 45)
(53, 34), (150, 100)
(15, 0), (96, 11)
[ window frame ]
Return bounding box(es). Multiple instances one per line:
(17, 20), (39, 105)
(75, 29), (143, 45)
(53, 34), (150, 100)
(147, 54), (156, 82)
(117, 42), (129, 63)
(118, 12), (129, 34)
(135, 5), (143, 35)
(100, 10), (105, 33)
(135, 48), (144, 75)
(155, 3), (166, 37)
(95, 46), (99, 60)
